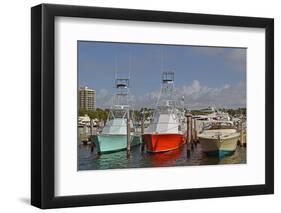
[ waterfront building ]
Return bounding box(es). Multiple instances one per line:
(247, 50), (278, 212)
(79, 86), (96, 110)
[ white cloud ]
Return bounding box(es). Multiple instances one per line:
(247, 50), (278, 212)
(177, 80), (246, 109)
(95, 89), (113, 108)
(96, 80), (246, 109)
(134, 80), (246, 109)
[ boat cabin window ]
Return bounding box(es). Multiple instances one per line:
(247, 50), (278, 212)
(109, 110), (128, 119)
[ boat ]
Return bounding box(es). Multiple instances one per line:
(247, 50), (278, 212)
(91, 76), (140, 154)
(142, 72), (185, 153)
(191, 107), (231, 133)
(198, 121), (240, 157)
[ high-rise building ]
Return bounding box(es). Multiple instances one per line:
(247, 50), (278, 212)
(79, 86), (96, 111)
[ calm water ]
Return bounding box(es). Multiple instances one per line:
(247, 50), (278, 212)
(78, 143), (246, 170)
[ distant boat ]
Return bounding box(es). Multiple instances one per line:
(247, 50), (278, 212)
(142, 72), (185, 153)
(198, 121), (240, 157)
(92, 76), (140, 154)
(191, 108), (232, 133)
(199, 106), (216, 114)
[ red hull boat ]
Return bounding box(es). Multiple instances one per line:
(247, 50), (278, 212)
(142, 72), (186, 153)
(143, 133), (185, 153)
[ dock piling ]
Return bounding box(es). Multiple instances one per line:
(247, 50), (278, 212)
(186, 146), (191, 158)
(140, 112), (145, 152)
(186, 114), (192, 158)
(126, 113), (131, 157)
(90, 119), (93, 136)
(193, 118), (198, 143)
(83, 124), (87, 136)
(239, 121), (245, 147)
(191, 142), (194, 151)
(186, 114), (192, 144)
(91, 143), (94, 153)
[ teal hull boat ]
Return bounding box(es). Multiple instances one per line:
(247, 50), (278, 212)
(92, 134), (140, 154)
(91, 74), (140, 154)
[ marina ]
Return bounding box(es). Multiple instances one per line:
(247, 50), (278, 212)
(78, 113), (246, 170)
(77, 42), (247, 171)
(78, 72), (247, 170)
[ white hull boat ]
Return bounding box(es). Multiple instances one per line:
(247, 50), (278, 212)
(198, 122), (240, 157)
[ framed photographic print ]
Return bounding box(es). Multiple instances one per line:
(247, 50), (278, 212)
(31, 3), (274, 209)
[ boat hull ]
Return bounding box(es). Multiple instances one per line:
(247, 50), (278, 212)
(143, 133), (185, 153)
(199, 135), (240, 157)
(91, 134), (140, 154)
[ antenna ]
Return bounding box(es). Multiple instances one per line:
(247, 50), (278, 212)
(161, 49), (164, 75)
(114, 56), (118, 87)
(129, 53), (132, 80)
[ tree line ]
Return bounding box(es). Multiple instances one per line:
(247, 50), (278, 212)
(79, 107), (153, 123)
(219, 108), (246, 117)
(79, 107), (246, 123)
(79, 108), (108, 122)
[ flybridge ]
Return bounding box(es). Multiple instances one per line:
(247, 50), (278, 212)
(114, 75), (130, 108)
(157, 71), (176, 107)
(162, 71), (174, 84)
(113, 105), (130, 109)
(115, 78), (130, 96)
(115, 78), (129, 88)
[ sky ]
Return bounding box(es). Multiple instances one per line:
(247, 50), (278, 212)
(78, 41), (246, 109)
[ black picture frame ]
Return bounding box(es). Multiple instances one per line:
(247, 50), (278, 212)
(31, 3), (274, 209)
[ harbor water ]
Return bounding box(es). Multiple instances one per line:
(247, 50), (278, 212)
(78, 143), (246, 171)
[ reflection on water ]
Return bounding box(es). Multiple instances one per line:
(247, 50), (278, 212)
(78, 143), (246, 170)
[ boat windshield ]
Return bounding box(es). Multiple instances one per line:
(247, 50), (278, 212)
(108, 109), (128, 120)
(208, 121), (234, 130)
(156, 105), (176, 114)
